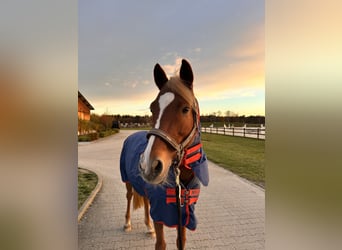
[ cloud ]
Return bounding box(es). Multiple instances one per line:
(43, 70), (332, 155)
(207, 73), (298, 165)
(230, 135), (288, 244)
(225, 41), (263, 61)
(162, 51), (178, 58)
(195, 58), (264, 99)
(189, 47), (202, 54)
(240, 91), (256, 97)
(90, 89), (157, 115)
(197, 87), (257, 102)
(122, 80), (138, 89)
(104, 82), (112, 87)
(194, 27), (264, 100)
(162, 57), (182, 77)
(225, 24), (264, 61)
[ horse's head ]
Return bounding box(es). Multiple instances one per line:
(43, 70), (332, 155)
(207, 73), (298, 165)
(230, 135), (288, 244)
(140, 59), (198, 184)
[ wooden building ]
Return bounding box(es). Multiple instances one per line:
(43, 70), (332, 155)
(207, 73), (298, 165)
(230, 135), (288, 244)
(78, 91), (94, 121)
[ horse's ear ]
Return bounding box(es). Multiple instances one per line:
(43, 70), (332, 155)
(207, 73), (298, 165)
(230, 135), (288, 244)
(154, 63), (168, 90)
(180, 59), (194, 89)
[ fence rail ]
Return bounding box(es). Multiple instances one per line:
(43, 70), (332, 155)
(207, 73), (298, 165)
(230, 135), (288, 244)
(201, 126), (265, 140)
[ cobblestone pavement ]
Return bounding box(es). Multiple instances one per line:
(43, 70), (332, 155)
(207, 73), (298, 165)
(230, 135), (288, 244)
(78, 130), (265, 249)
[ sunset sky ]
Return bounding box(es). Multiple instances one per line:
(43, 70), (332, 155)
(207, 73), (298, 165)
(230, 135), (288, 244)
(79, 0), (264, 116)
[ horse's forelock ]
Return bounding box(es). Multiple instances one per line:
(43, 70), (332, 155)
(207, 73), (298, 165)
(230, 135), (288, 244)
(163, 77), (195, 107)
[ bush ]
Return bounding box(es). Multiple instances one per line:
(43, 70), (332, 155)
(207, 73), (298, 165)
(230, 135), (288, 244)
(78, 132), (99, 142)
(99, 129), (119, 138)
(78, 135), (89, 142)
(78, 129), (119, 141)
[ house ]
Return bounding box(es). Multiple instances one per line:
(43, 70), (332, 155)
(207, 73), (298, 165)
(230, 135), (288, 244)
(78, 91), (94, 121)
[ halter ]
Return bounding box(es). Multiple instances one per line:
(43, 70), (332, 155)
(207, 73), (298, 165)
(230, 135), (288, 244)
(146, 99), (199, 170)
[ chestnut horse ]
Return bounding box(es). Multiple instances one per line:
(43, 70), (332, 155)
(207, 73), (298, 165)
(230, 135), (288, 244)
(120, 59), (209, 250)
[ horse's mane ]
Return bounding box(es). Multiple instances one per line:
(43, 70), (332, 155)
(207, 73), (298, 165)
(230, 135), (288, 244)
(164, 76), (195, 106)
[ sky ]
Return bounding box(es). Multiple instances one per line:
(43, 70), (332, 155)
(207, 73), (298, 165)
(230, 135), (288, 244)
(79, 0), (264, 117)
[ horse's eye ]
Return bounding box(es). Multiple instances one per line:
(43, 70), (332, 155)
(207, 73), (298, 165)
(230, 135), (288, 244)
(182, 107), (190, 114)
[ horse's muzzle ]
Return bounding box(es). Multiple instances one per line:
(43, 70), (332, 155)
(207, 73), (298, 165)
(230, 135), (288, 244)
(139, 154), (167, 185)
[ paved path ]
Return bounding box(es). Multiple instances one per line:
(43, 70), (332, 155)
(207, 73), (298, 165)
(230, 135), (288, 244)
(78, 130), (265, 250)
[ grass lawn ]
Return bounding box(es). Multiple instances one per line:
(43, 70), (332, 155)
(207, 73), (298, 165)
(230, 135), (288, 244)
(201, 133), (265, 188)
(78, 168), (98, 209)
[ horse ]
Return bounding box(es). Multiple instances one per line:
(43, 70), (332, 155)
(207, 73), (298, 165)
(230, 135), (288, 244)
(120, 59), (209, 250)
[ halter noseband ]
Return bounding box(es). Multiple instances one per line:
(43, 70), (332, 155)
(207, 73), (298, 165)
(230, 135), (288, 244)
(147, 124), (197, 166)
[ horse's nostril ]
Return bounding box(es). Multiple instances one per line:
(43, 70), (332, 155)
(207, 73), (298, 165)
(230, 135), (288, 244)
(139, 154), (146, 171)
(152, 160), (163, 174)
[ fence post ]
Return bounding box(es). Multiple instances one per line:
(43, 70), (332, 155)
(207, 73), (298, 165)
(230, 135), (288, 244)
(243, 128), (245, 137)
(257, 128), (260, 139)
(232, 127), (234, 136)
(224, 127), (226, 135)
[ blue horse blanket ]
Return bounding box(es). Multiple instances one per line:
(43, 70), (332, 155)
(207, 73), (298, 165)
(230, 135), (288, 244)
(120, 131), (209, 230)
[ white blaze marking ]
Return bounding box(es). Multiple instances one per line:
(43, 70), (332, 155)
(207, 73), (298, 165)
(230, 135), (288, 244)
(141, 92), (175, 172)
(155, 92), (175, 129)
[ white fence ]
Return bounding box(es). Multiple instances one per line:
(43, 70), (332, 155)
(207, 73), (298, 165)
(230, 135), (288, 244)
(201, 126), (265, 140)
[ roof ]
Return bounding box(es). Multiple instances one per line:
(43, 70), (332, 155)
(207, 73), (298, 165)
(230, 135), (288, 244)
(78, 91), (94, 110)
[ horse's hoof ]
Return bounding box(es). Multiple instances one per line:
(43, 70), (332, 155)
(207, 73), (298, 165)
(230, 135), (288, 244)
(146, 227), (155, 237)
(123, 224), (132, 232)
(146, 230), (156, 238)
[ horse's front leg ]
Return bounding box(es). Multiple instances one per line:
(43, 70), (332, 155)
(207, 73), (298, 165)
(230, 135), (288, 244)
(176, 226), (186, 250)
(154, 222), (166, 250)
(143, 197), (155, 236)
(124, 183), (133, 232)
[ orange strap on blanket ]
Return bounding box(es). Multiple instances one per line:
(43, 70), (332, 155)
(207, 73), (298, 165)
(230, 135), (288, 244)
(185, 143), (202, 155)
(166, 188), (200, 205)
(182, 143), (202, 169)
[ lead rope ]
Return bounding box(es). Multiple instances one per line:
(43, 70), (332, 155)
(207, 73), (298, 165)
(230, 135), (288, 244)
(174, 165), (183, 250)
